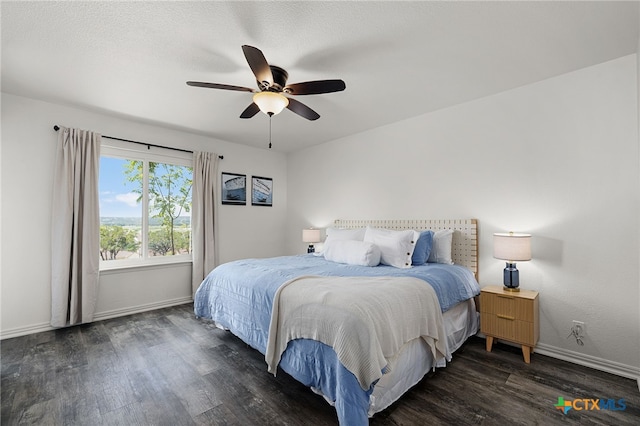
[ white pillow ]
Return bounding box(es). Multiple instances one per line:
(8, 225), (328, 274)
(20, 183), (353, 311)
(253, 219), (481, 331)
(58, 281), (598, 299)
(323, 240), (381, 267)
(427, 229), (454, 264)
(323, 227), (366, 249)
(363, 227), (418, 269)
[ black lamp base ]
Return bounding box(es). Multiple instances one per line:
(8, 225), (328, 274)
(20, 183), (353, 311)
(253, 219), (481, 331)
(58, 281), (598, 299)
(307, 244), (315, 254)
(503, 262), (520, 292)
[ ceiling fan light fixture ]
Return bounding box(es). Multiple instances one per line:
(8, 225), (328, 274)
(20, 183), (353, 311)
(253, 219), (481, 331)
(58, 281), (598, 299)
(253, 91), (289, 116)
(188, 45), (341, 120)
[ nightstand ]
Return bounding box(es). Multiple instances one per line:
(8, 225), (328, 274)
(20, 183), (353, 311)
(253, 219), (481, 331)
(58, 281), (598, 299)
(480, 285), (539, 363)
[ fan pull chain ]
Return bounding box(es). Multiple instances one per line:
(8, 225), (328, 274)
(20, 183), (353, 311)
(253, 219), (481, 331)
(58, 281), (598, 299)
(268, 115), (272, 149)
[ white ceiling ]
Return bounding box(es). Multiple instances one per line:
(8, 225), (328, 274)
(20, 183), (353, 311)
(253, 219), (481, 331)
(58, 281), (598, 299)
(2, 1), (638, 153)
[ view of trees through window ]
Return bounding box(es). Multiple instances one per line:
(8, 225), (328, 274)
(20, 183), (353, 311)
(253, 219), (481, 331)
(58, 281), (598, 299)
(99, 156), (193, 263)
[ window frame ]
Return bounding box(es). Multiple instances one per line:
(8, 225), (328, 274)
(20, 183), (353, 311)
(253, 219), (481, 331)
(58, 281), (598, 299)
(99, 139), (193, 271)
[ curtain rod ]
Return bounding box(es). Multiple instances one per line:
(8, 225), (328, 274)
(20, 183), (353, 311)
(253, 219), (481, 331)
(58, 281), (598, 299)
(53, 125), (223, 159)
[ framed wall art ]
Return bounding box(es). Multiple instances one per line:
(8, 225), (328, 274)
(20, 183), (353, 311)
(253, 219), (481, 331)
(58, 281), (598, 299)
(221, 172), (246, 205)
(251, 176), (273, 207)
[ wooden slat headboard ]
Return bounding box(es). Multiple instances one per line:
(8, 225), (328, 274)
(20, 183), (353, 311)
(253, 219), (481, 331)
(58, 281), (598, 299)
(333, 219), (478, 278)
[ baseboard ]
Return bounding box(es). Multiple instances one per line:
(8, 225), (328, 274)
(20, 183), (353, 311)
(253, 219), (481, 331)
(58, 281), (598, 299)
(0, 296), (193, 340)
(0, 321), (54, 340)
(475, 333), (639, 383)
(534, 342), (640, 382)
(92, 296), (193, 322)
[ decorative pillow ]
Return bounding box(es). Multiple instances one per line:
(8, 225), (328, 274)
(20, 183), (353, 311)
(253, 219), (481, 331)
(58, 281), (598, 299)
(427, 229), (454, 264)
(363, 227), (418, 269)
(323, 239), (381, 267)
(323, 227), (366, 248)
(412, 230), (434, 265)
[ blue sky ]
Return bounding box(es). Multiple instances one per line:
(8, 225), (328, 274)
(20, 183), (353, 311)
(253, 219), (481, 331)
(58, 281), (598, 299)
(99, 157), (193, 218)
(99, 157), (141, 217)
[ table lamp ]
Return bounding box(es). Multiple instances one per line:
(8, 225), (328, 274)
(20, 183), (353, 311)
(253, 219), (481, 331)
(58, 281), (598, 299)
(493, 232), (531, 292)
(302, 228), (321, 253)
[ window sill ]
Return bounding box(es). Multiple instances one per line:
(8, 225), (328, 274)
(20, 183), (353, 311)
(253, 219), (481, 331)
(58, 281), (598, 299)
(99, 257), (192, 274)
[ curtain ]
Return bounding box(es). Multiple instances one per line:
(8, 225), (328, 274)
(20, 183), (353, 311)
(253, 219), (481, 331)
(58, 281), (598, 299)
(51, 127), (101, 327)
(191, 151), (219, 297)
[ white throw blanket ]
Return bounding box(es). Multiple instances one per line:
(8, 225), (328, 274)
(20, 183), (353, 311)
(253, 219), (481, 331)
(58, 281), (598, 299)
(265, 275), (447, 390)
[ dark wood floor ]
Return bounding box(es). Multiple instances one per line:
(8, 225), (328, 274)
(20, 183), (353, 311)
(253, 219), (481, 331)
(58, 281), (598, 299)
(1, 303), (638, 425)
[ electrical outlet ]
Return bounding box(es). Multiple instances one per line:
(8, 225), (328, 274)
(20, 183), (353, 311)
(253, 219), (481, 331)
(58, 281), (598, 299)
(572, 320), (585, 337)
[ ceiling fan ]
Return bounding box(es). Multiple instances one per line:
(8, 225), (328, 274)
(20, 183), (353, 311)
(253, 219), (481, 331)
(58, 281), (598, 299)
(187, 45), (346, 121)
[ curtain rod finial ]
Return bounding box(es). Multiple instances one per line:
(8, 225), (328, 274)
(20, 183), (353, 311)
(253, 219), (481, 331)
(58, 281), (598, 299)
(53, 125), (60, 131)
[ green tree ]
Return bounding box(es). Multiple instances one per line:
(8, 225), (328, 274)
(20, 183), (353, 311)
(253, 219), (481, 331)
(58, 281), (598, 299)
(148, 228), (172, 256)
(174, 226), (191, 254)
(100, 225), (139, 260)
(124, 161), (192, 255)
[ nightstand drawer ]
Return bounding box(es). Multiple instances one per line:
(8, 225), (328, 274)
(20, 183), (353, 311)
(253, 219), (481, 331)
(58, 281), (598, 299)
(481, 312), (535, 345)
(480, 293), (535, 322)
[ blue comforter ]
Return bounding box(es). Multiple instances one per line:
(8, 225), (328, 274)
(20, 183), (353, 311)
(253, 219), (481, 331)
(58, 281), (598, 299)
(194, 254), (480, 425)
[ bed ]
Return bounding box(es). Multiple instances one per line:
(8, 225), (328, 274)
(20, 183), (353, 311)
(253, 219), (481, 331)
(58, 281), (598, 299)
(194, 219), (480, 425)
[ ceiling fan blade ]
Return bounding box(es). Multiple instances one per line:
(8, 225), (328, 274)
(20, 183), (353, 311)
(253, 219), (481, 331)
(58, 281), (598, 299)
(240, 102), (260, 119)
(186, 81), (255, 92)
(284, 79), (346, 95)
(241, 45), (273, 88)
(286, 98), (320, 121)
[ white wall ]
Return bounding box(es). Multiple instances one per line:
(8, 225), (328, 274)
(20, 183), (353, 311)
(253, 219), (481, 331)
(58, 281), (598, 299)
(636, 9), (640, 388)
(0, 93), (288, 338)
(287, 55), (640, 378)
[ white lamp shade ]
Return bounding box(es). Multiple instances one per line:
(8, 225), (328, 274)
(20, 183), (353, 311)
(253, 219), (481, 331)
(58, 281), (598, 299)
(253, 92), (289, 115)
(302, 228), (321, 243)
(493, 233), (532, 262)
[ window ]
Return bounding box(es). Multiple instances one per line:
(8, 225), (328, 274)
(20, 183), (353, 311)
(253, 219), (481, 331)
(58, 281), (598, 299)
(99, 141), (193, 269)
